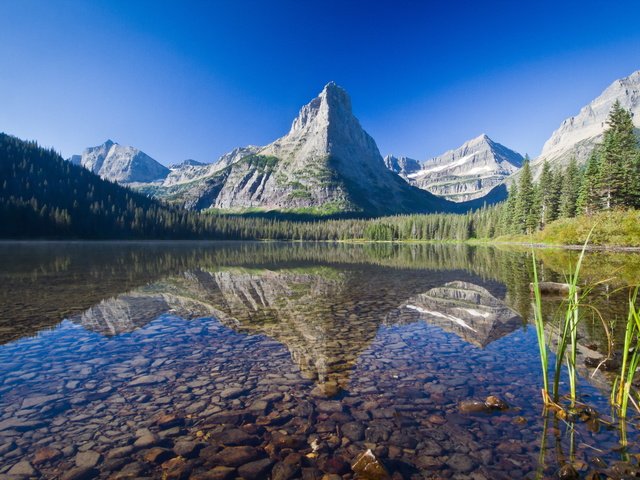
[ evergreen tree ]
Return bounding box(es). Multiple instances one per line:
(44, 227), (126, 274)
(548, 166), (563, 223)
(514, 159), (537, 234)
(577, 150), (601, 215)
(559, 157), (580, 218)
(536, 160), (559, 227)
(597, 101), (638, 209)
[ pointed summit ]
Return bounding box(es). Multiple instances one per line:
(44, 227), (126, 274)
(73, 140), (169, 184)
(320, 81), (352, 113)
(400, 135), (522, 202)
(153, 83), (459, 215)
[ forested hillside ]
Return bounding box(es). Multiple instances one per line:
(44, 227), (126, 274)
(0, 133), (209, 238)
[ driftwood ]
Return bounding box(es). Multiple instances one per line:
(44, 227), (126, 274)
(529, 281), (579, 296)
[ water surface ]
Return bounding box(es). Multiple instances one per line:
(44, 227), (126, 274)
(0, 242), (638, 479)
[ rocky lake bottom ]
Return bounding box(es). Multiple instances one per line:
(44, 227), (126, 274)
(0, 242), (639, 479)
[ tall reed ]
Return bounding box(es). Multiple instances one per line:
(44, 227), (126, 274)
(612, 287), (640, 420)
(531, 251), (549, 403)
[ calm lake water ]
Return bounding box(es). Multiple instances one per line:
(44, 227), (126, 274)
(0, 241), (639, 479)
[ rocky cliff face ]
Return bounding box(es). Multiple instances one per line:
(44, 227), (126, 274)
(383, 155), (422, 176)
(152, 83), (454, 215)
(399, 135), (523, 202)
(531, 70), (640, 174)
(70, 140), (170, 184)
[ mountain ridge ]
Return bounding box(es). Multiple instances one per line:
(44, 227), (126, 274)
(142, 82), (481, 215)
(529, 69), (640, 175)
(387, 134), (523, 202)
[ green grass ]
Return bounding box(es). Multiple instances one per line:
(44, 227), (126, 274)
(498, 209), (640, 247)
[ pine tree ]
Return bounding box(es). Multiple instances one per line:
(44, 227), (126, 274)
(536, 160), (558, 227)
(577, 150), (601, 215)
(597, 101), (638, 209)
(559, 158), (580, 218)
(514, 160), (537, 234)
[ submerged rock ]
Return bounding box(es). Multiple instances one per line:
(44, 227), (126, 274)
(459, 399), (490, 414)
(485, 395), (508, 410)
(557, 463), (579, 480)
(351, 449), (390, 480)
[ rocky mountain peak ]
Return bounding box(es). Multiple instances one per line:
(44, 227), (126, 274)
(532, 69), (640, 173)
(395, 134), (522, 202)
(71, 140), (170, 184)
(289, 82), (353, 135)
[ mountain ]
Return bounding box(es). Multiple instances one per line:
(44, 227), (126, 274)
(0, 133), (215, 239)
(148, 83), (461, 215)
(397, 134), (523, 202)
(383, 155), (421, 177)
(160, 146), (261, 188)
(70, 139), (170, 184)
(168, 159), (207, 169)
(531, 70), (640, 174)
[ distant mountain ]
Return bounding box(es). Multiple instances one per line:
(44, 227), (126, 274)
(388, 134), (523, 202)
(383, 155), (421, 177)
(161, 146), (261, 188)
(168, 159), (207, 169)
(0, 133), (212, 239)
(148, 82), (467, 215)
(531, 70), (640, 174)
(69, 139), (170, 184)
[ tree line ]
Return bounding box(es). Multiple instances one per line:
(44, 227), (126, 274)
(1, 99), (637, 243)
(500, 100), (640, 235)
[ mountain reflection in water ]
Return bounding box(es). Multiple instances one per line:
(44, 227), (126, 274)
(1, 242), (640, 478)
(68, 267), (522, 395)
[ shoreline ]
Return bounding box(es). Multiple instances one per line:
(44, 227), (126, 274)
(1, 237), (640, 252)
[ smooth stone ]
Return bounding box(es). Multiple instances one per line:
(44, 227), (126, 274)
(143, 447), (174, 464)
(209, 446), (264, 467)
(271, 432), (307, 450)
(173, 440), (202, 458)
(61, 466), (97, 480)
(134, 432), (160, 448)
(75, 450), (102, 468)
(129, 375), (167, 386)
(459, 399), (490, 414)
(106, 446), (135, 459)
(210, 429), (260, 446)
(316, 401), (343, 414)
(485, 395), (509, 410)
(161, 456), (192, 479)
(190, 466), (236, 480)
(237, 458), (275, 479)
(7, 461), (37, 477)
(155, 414), (185, 429)
(21, 393), (63, 409)
(112, 461), (148, 478)
(446, 453), (475, 473)
(219, 388), (247, 400)
(0, 418), (45, 432)
(33, 446), (62, 465)
(319, 456), (350, 475)
(341, 422), (364, 442)
(271, 461), (301, 480)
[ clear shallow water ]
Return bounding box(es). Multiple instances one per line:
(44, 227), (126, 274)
(0, 242), (638, 479)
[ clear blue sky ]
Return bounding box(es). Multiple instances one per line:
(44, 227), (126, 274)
(1, 0), (640, 165)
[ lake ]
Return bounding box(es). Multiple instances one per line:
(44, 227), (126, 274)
(0, 241), (638, 479)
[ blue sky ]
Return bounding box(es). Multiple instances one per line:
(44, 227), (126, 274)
(1, 0), (640, 165)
